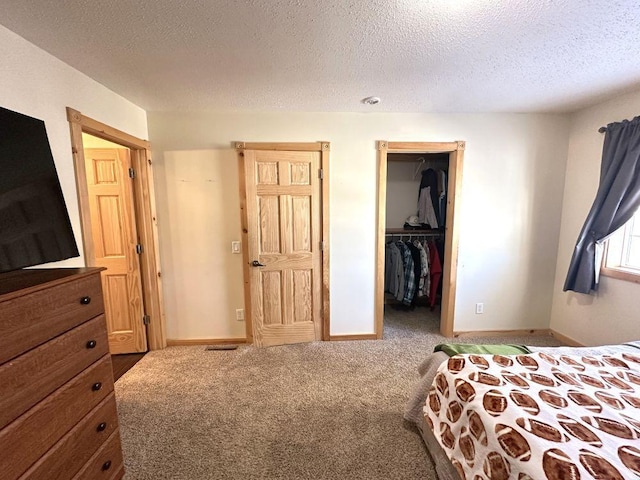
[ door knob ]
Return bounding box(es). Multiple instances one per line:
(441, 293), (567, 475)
(252, 260), (265, 267)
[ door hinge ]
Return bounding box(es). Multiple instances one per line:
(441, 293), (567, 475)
(143, 314), (150, 325)
(128, 167), (136, 179)
(318, 168), (323, 180)
(136, 244), (143, 254)
(320, 241), (325, 250)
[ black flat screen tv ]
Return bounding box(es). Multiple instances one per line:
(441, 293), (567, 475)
(0, 106), (79, 274)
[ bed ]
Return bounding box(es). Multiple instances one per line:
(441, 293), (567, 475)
(404, 342), (640, 480)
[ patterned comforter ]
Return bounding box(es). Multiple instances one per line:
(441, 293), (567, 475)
(424, 351), (640, 480)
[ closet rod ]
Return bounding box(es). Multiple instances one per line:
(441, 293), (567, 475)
(385, 232), (442, 238)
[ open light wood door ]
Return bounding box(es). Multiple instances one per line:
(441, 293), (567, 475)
(84, 148), (147, 353)
(244, 149), (322, 347)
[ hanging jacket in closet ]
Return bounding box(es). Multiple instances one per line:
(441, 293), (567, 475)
(415, 240), (429, 297)
(437, 169), (447, 226)
(397, 242), (416, 305)
(427, 240), (442, 308)
(417, 187), (439, 228)
(418, 168), (440, 228)
(406, 242), (422, 306)
(385, 242), (404, 301)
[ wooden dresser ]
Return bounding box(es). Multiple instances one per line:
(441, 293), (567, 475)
(0, 268), (125, 480)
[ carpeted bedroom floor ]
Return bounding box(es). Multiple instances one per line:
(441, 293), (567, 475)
(114, 308), (562, 479)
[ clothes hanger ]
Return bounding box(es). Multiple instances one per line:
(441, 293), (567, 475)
(412, 157), (426, 179)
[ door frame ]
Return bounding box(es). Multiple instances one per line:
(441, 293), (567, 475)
(67, 107), (167, 350)
(234, 141), (331, 342)
(375, 140), (465, 338)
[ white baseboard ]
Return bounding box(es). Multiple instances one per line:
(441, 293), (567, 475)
(453, 328), (551, 338)
(549, 329), (585, 347)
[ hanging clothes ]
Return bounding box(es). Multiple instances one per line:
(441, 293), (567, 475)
(418, 168), (441, 228)
(397, 241), (416, 305)
(414, 240), (429, 297)
(385, 242), (404, 301)
(417, 186), (439, 228)
(422, 240), (431, 296)
(384, 234), (443, 309)
(437, 169), (447, 226)
(406, 241), (422, 306)
(427, 239), (442, 308)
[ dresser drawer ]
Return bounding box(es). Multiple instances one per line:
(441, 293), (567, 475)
(0, 355), (115, 480)
(0, 272), (103, 364)
(19, 392), (119, 480)
(72, 429), (124, 480)
(0, 316), (109, 429)
(108, 465), (125, 480)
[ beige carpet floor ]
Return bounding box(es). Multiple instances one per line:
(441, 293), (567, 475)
(115, 308), (562, 479)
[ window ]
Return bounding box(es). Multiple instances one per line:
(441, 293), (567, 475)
(602, 207), (640, 282)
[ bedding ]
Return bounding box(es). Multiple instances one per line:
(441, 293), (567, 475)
(405, 342), (640, 480)
(434, 343), (531, 356)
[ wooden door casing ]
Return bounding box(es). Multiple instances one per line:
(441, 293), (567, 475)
(375, 141), (464, 338)
(84, 148), (147, 353)
(244, 149), (322, 347)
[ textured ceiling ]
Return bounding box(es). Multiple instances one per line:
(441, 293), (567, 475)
(1, 1), (640, 113)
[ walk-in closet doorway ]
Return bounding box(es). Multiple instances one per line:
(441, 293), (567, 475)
(375, 141), (465, 338)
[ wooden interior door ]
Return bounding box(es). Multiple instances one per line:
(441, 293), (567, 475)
(84, 148), (147, 353)
(244, 149), (322, 347)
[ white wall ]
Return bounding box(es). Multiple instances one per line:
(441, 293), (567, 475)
(0, 24), (572, 341)
(0, 25), (148, 267)
(154, 150), (246, 340)
(386, 162), (422, 228)
(149, 112), (570, 337)
(550, 88), (640, 345)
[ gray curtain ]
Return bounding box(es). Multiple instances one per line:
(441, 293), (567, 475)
(564, 116), (640, 293)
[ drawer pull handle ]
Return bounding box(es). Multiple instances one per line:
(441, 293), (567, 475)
(102, 460), (112, 471)
(92, 382), (102, 391)
(97, 422), (107, 432)
(80, 296), (92, 305)
(86, 340), (97, 349)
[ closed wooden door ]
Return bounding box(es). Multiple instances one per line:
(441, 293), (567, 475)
(244, 149), (322, 347)
(84, 148), (147, 353)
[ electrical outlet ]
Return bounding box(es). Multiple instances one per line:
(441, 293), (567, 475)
(235, 309), (244, 321)
(475, 303), (484, 314)
(231, 241), (241, 254)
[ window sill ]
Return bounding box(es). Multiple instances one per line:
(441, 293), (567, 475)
(600, 266), (640, 284)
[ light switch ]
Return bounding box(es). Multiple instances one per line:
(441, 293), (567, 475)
(231, 241), (241, 254)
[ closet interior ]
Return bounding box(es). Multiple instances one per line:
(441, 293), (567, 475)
(384, 152), (449, 333)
